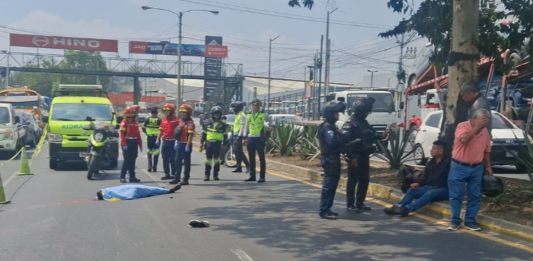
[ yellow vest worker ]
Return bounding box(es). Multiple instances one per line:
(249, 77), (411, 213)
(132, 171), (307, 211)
(143, 108), (162, 172)
(201, 106), (228, 181)
(244, 99), (268, 183)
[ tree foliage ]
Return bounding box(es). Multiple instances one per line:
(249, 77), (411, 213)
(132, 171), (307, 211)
(10, 51), (109, 96)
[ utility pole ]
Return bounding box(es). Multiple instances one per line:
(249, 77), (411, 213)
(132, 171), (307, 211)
(267, 35), (280, 113)
(317, 35), (324, 116)
(324, 8), (337, 101)
(368, 69), (378, 89)
(441, 0), (480, 151)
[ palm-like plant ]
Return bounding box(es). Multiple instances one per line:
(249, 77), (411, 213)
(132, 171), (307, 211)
(268, 123), (302, 156)
(375, 128), (416, 169)
(299, 125), (320, 161)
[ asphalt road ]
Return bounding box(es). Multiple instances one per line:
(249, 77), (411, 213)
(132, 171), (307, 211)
(0, 143), (532, 261)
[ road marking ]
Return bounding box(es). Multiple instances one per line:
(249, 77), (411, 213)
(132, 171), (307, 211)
(231, 249), (255, 261)
(267, 169), (533, 254)
(141, 169), (168, 188)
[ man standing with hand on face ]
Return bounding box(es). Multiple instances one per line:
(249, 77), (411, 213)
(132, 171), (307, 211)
(447, 109), (493, 232)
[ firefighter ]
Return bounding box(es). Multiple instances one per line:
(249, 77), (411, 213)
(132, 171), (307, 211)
(201, 106), (228, 181)
(244, 99), (268, 183)
(143, 107), (161, 172)
(170, 104), (195, 185)
(158, 103), (180, 180)
(318, 101), (347, 219)
(230, 101), (250, 173)
(119, 105), (143, 183)
(342, 97), (378, 212)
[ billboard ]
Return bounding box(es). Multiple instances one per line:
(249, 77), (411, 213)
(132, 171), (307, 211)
(129, 41), (227, 58)
(10, 33), (118, 52)
(204, 36), (224, 103)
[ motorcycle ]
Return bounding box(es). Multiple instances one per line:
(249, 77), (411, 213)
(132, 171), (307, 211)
(223, 131), (237, 168)
(83, 119), (119, 180)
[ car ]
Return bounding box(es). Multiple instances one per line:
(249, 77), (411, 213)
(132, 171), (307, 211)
(0, 103), (25, 156)
(413, 110), (529, 171)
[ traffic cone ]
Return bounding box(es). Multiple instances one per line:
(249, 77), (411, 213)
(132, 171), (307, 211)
(0, 175), (10, 204)
(17, 147), (33, 176)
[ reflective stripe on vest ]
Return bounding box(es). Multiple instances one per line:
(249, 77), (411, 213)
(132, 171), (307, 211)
(248, 112), (265, 137)
(233, 112), (243, 135)
(206, 123), (224, 141)
(146, 117), (160, 136)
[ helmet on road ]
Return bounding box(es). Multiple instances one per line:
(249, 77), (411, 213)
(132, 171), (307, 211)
(179, 103), (193, 116)
(323, 101), (346, 123)
(351, 97), (375, 120)
(230, 101), (245, 113)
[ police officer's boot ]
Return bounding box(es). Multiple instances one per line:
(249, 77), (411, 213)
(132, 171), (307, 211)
(153, 155), (159, 172)
(213, 162), (220, 181)
(204, 163), (211, 181)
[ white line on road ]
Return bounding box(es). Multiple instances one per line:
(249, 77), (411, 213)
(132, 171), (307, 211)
(231, 249), (255, 261)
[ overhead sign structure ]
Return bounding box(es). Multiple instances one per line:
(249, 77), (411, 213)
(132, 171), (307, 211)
(204, 36), (224, 102)
(129, 41), (228, 58)
(10, 33), (118, 52)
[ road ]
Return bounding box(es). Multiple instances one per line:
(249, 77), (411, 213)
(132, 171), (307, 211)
(0, 144), (532, 261)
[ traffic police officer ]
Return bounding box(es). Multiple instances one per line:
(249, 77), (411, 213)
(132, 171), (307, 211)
(158, 103), (180, 180)
(318, 101), (347, 219)
(143, 107), (161, 172)
(201, 106), (228, 181)
(244, 99), (268, 183)
(342, 97), (378, 212)
(230, 101), (250, 173)
(119, 105), (143, 183)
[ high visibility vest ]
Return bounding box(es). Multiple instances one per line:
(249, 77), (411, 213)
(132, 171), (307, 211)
(248, 112), (266, 137)
(206, 122), (225, 141)
(145, 117), (160, 136)
(233, 112), (244, 135)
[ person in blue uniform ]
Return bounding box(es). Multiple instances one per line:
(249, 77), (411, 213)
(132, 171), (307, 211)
(318, 101), (347, 220)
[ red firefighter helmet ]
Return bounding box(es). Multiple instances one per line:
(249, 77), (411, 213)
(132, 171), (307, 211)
(179, 103), (192, 115)
(162, 103), (176, 113)
(130, 105), (141, 113)
(123, 106), (137, 118)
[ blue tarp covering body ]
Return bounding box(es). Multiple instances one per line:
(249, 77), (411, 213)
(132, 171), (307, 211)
(101, 184), (169, 201)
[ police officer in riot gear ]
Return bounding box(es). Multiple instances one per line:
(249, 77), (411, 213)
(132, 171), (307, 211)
(318, 101), (347, 220)
(342, 97), (378, 212)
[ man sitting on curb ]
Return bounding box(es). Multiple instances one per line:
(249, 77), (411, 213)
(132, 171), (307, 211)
(96, 184), (181, 201)
(384, 140), (450, 217)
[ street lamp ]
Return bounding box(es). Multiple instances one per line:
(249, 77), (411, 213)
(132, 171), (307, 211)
(141, 5), (219, 106)
(267, 35), (280, 113)
(368, 69), (378, 89)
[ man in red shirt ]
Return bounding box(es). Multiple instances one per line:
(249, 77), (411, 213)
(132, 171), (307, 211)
(158, 103), (180, 180)
(448, 109), (493, 232)
(119, 106), (143, 183)
(170, 104), (195, 185)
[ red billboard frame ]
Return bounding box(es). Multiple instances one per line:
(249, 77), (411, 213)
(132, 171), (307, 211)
(10, 33), (118, 52)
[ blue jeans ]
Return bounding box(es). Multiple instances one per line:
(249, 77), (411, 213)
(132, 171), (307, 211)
(397, 186), (449, 212)
(448, 161), (484, 225)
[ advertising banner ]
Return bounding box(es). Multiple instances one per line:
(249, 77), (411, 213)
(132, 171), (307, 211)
(10, 33), (118, 52)
(204, 36), (223, 102)
(129, 41), (227, 58)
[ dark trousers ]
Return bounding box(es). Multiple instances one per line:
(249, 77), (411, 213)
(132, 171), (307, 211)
(174, 143), (192, 182)
(146, 135), (159, 170)
(346, 157), (370, 207)
(161, 140), (176, 177)
(205, 141), (222, 177)
(234, 137), (249, 169)
(120, 139), (139, 179)
(247, 137), (266, 179)
(319, 156), (341, 215)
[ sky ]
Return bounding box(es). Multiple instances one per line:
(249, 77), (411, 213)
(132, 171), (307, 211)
(0, 0), (425, 86)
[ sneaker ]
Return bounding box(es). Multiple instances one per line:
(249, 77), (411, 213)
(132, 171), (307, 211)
(356, 203), (372, 211)
(232, 168), (243, 173)
(147, 168), (152, 172)
(347, 205), (363, 213)
(169, 180), (180, 185)
(213, 176), (220, 181)
(326, 210), (339, 216)
(447, 223), (461, 231)
(257, 179), (265, 183)
(399, 207), (410, 217)
(244, 177), (256, 182)
(161, 176), (172, 180)
(204, 177), (210, 181)
(119, 178), (127, 183)
(465, 223), (482, 231)
(319, 212), (337, 220)
(168, 185), (182, 193)
(180, 180), (189, 185)
(383, 205), (401, 215)
(129, 178), (141, 183)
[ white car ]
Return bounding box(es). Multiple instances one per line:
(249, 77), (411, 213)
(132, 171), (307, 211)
(413, 110), (528, 171)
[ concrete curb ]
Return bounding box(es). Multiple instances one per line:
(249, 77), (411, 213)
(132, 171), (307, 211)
(266, 158), (533, 243)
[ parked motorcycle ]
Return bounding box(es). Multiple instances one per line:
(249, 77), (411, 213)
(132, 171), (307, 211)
(223, 132), (237, 168)
(83, 119), (119, 180)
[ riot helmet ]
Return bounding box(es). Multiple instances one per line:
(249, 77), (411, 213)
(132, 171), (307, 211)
(230, 101), (245, 113)
(351, 97), (375, 120)
(323, 101), (346, 124)
(210, 106), (223, 120)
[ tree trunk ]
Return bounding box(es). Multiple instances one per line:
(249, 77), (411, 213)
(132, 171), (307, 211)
(440, 0), (480, 153)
